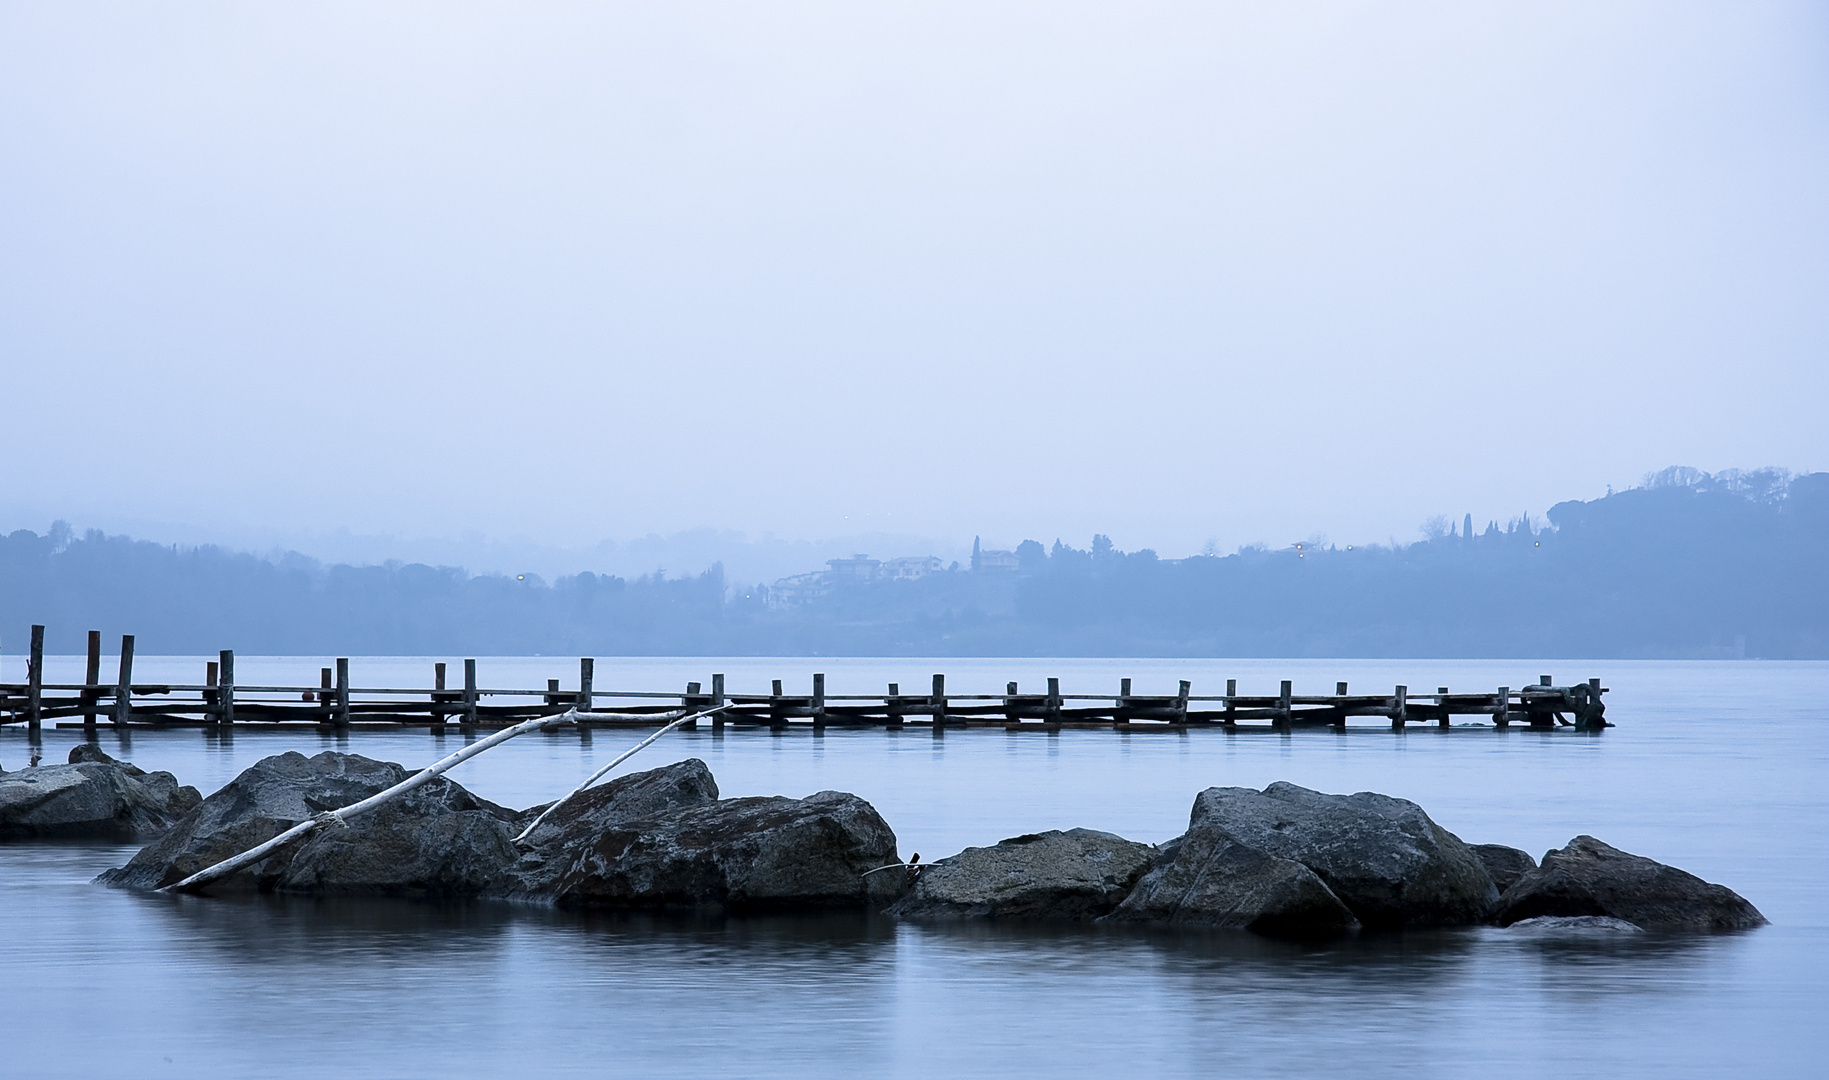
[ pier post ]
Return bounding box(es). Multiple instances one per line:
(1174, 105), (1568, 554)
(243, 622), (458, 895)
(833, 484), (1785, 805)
(885, 682), (903, 728)
(218, 650), (236, 727)
(26, 624), (43, 735)
(206, 662), (219, 714)
(931, 673), (946, 736)
(1391, 685), (1408, 731)
(1224, 678), (1237, 729)
(1437, 687), (1451, 729)
(1177, 680), (1191, 724)
(112, 635), (134, 727)
(318, 668), (332, 723)
(1495, 686), (1509, 727)
(335, 658), (350, 729)
(770, 679), (786, 729)
(683, 682), (702, 729)
(578, 658), (594, 712)
(1333, 682), (1349, 730)
(1046, 677), (1061, 723)
(432, 662), (447, 733)
(1116, 678), (1132, 725)
(83, 630), (102, 734)
(812, 673), (826, 730)
(462, 659), (478, 729)
(711, 673), (726, 730)
(1274, 680), (1292, 732)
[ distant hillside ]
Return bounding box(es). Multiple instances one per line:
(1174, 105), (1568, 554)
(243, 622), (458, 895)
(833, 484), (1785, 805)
(4, 467), (1825, 658)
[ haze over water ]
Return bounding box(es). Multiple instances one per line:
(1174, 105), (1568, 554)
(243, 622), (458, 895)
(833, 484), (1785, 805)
(3, 657), (1823, 1078)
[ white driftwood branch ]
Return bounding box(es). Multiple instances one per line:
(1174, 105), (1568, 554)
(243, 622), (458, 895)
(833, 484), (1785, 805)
(162, 708), (581, 894)
(512, 703), (733, 844)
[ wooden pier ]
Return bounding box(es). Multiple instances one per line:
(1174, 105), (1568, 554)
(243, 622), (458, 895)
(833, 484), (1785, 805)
(0, 625), (1610, 737)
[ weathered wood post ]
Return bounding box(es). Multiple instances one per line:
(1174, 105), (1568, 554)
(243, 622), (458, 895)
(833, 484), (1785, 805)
(1437, 686), (1451, 729)
(1004, 681), (1019, 724)
(1224, 678), (1237, 729)
(111, 635), (135, 727)
(318, 668), (332, 721)
(1176, 680), (1191, 724)
(578, 658), (594, 712)
(885, 681), (904, 728)
(811, 673), (826, 730)
(26, 624), (44, 735)
(462, 659), (478, 729)
(1046, 677), (1062, 723)
(770, 678), (786, 729)
(1274, 680), (1292, 732)
(683, 682), (702, 729)
(1390, 684), (1408, 732)
(1494, 686), (1510, 727)
(218, 650), (236, 726)
(1116, 677), (1132, 725)
(432, 662), (447, 733)
(82, 630), (102, 733)
(931, 673), (946, 736)
(1333, 681), (1349, 730)
(546, 679), (562, 709)
(335, 658), (351, 729)
(206, 661), (220, 714)
(711, 673), (726, 730)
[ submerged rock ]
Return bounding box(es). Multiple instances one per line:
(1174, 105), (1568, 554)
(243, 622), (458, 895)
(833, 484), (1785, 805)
(1492, 835), (1766, 931)
(1169, 783), (1498, 929)
(99, 751), (517, 895)
(1102, 828), (1360, 938)
(501, 787), (906, 913)
(1502, 915), (1644, 935)
(1472, 844), (1539, 893)
(888, 828), (1156, 922)
(0, 745), (200, 841)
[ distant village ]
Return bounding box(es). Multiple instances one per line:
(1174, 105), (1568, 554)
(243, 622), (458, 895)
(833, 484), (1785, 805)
(767, 540), (1026, 608)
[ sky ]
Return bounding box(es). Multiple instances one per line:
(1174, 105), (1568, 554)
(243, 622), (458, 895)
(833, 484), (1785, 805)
(3, 1), (1826, 576)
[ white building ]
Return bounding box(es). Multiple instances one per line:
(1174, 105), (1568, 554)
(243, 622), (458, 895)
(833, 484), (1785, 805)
(880, 555), (944, 581)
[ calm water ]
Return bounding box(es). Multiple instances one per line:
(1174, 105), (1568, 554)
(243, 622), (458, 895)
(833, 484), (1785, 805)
(2, 657), (1824, 1079)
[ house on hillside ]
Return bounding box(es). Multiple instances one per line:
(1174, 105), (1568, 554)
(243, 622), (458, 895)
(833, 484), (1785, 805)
(975, 548), (1020, 572)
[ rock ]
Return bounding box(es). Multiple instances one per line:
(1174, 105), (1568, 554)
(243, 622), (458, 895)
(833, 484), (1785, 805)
(0, 745), (200, 840)
(1473, 844), (1538, 893)
(888, 829), (1157, 922)
(1166, 783), (1499, 929)
(501, 788), (906, 913)
(1492, 835), (1767, 931)
(99, 751), (517, 895)
(1101, 827), (1360, 938)
(1502, 915), (1644, 935)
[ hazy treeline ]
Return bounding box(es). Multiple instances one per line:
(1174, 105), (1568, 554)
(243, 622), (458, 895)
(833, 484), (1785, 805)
(4, 467), (1825, 658)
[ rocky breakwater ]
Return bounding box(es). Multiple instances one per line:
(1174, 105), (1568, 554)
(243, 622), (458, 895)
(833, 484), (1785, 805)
(893, 782), (1767, 941)
(1, 745), (200, 841)
(100, 751), (906, 913)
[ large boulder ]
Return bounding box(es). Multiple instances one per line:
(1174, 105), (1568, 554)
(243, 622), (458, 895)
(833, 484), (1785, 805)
(99, 751), (518, 895)
(0, 745), (200, 840)
(507, 759), (720, 890)
(499, 788), (907, 913)
(1473, 844), (1538, 893)
(888, 829), (1157, 922)
(1492, 835), (1767, 931)
(1102, 827), (1360, 938)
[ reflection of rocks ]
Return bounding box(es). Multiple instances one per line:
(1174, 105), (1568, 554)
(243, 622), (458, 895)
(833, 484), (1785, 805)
(99, 751), (517, 895)
(0, 745), (200, 840)
(888, 829), (1156, 922)
(1493, 835), (1766, 931)
(1472, 844), (1537, 893)
(1502, 915), (1643, 935)
(101, 752), (905, 914)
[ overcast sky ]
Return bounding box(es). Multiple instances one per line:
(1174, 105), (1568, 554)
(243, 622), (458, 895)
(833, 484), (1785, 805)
(3, 2), (1825, 568)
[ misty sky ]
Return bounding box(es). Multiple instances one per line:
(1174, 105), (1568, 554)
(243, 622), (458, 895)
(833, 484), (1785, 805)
(3, 2), (1825, 570)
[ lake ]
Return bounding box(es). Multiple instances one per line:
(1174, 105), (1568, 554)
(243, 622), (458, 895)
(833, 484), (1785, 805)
(2, 657), (1824, 1078)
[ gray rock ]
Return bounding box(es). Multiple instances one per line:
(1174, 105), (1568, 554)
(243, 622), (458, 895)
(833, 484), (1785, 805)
(0, 745), (200, 840)
(501, 788), (906, 913)
(1502, 915), (1644, 934)
(1473, 844), (1538, 893)
(1176, 783), (1499, 929)
(1493, 835), (1767, 931)
(99, 751), (516, 895)
(1102, 826), (1360, 938)
(888, 829), (1157, 922)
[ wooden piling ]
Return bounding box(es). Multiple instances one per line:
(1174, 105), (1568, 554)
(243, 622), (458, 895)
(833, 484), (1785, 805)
(1333, 681), (1349, 730)
(218, 650), (236, 726)
(578, 658), (594, 711)
(26, 624), (43, 734)
(335, 658), (350, 729)
(432, 662), (448, 734)
(770, 678), (786, 729)
(1495, 686), (1510, 727)
(1438, 686), (1451, 729)
(1274, 680), (1292, 731)
(1047, 677), (1062, 723)
(462, 659), (478, 729)
(1391, 684), (1408, 731)
(111, 635), (134, 727)
(1224, 678), (1237, 728)
(82, 630), (101, 733)
(812, 673), (826, 729)
(931, 673), (946, 735)
(1177, 680), (1191, 724)
(885, 681), (904, 728)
